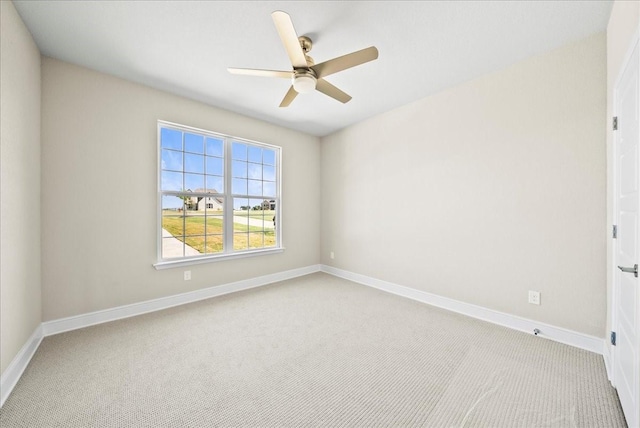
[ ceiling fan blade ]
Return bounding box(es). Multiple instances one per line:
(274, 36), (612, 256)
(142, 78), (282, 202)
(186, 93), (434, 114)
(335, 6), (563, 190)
(311, 46), (379, 79)
(227, 68), (292, 79)
(271, 11), (308, 69)
(279, 86), (298, 107)
(316, 79), (352, 104)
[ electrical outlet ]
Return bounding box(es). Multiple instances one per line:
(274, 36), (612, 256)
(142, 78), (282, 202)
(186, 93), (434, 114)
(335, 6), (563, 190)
(330, 251), (335, 259)
(528, 290), (540, 305)
(184, 270), (191, 281)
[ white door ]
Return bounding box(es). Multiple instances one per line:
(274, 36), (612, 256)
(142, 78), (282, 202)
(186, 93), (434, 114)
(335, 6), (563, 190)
(613, 39), (640, 428)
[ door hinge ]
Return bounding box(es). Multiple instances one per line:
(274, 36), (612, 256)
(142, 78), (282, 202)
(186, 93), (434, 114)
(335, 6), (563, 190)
(611, 331), (616, 346)
(613, 224), (618, 239)
(613, 116), (618, 130)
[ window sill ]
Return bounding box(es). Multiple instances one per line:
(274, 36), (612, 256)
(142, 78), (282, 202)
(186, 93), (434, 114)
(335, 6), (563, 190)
(153, 247), (284, 270)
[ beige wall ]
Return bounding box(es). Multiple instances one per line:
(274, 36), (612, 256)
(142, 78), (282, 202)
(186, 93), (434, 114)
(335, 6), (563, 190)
(0, 1), (42, 374)
(605, 1), (640, 352)
(321, 33), (607, 337)
(41, 58), (320, 321)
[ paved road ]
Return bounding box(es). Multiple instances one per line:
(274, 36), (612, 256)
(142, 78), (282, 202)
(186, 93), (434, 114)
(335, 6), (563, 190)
(233, 215), (275, 230)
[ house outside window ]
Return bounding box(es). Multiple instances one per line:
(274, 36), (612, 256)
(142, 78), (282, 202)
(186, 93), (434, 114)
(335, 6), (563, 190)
(156, 121), (281, 267)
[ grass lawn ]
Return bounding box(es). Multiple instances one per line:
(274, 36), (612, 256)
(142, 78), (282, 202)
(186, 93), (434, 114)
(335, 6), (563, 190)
(233, 210), (275, 220)
(162, 212), (275, 253)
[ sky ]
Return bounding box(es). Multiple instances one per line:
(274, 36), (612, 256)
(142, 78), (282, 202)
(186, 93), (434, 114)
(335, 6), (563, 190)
(160, 127), (277, 210)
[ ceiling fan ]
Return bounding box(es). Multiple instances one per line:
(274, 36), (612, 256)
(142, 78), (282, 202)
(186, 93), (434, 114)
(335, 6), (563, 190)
(228, 11), (379, 107)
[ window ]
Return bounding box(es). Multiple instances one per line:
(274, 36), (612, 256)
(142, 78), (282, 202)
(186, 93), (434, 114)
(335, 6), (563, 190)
(156, 121), (281, 267)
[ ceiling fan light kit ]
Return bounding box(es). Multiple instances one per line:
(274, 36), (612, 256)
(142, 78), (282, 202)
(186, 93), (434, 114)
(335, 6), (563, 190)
(228, 10), (378, 107)
(292, 71), (317, 94)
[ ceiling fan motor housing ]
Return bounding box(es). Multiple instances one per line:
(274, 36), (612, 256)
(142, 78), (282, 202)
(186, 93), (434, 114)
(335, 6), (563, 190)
(298, 36), (312, 53)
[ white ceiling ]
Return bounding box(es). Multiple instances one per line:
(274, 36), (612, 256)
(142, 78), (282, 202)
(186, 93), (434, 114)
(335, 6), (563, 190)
(13, 1), (613, 137)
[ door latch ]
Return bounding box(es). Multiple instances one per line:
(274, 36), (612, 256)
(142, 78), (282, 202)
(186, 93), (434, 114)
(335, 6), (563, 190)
(617, 264), (638, 278)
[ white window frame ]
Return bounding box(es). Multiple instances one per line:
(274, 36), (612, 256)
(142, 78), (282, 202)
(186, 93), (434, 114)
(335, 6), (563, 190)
(154, 120), (283, 270)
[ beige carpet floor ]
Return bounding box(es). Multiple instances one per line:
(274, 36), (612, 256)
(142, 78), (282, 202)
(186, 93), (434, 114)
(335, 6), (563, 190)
(0, 272), (627, 427)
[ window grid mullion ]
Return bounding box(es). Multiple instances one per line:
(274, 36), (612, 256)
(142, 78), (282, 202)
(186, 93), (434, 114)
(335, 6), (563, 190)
(224, 138), (234, 253)
(182, 132), (186, 257)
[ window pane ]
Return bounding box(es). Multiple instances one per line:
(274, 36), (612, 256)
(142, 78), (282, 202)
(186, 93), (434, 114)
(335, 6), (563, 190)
(162, 195), (185, 259)
(263, 182), (276, 197)
(185, 196), (214, 215)
(263, 149), (276, 166)
(248, 163), (261, 180)
(232, 178), (247, 195)
(206, 215), (223, 234)
(263, 165), (275, 182)
(163, 238), (183, 258)
(185, 174), (205, 192)
(265, 230), (276, 247)
(161, 149), (182, 172)
(206, 156), (223, 176)
(248, 146), (262, 163)
(262, 199), (276, 211)
(265, 206), (276, 231)
(205, 198), (224, 254)
(184, 210), (205, 236)
(206, 137), (223, 157)
(161, 128), (182, 150)
(233, 233), (249, 250)
(249, 199), (275, 232)
(249, 232), (264, 249)
(205, 234), (223, 254)
(181, 196), (206, 254)
(233, 198), (250, 233)
(233, 206), (250, 249)
(249, 198), (264, 228)
(206, 197), (224, 216)
(162, 197), (185, 238)
(251, 200), (264, 212)
(232, 160), (247, 178)
(233, 198), (250, 213)
(206, 175), (223, 193)
(184, 196), (197, 211)
(162, 195), (184, 211)
(248, 180), (262, 196)
(184, 236), (205, 255)
(161, 171), (183, 191)
(184, 153), (204, 174)
(184, 133), (204, 154)
(232, 143), (247, 160)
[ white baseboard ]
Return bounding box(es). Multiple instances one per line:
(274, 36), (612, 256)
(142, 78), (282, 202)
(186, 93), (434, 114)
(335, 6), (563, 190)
(43, 264), (321, 337)
(603, 341), (613, 382)
(321, 265), (605, 355)
(0, 325), (43, 408)
(2, 263), (604, 409)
